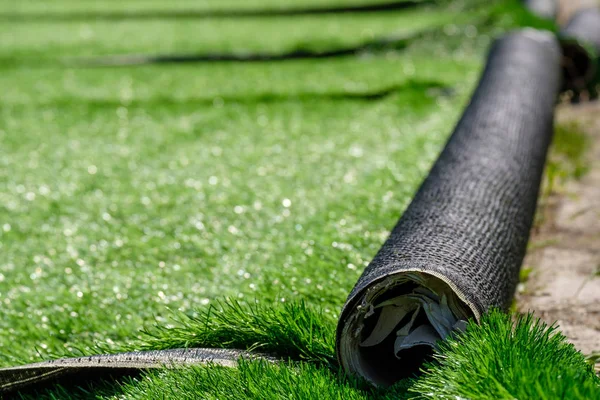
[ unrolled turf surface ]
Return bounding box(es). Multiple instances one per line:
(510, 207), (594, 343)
(1, 0), (597, 398)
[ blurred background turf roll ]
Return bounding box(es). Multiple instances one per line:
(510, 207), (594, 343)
(560, 7), (600, 94)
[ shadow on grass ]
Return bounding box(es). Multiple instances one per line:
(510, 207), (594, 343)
(13, 373), (136, 400)
(75, 30), (429, 67)
(22, 80), (453, 109)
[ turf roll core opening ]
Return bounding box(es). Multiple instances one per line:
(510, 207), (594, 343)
(337, 273), (472, 385)
(335, 28), (561, 386)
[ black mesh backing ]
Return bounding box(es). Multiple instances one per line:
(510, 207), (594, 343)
(337, 30), (561, 362)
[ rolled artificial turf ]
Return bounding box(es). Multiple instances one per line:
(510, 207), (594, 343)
(336, 28), (561, 385)
(0, 28), (563, 394)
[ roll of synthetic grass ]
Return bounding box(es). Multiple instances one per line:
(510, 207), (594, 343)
(559, 7), (600, 92)
(0, 29), (562, 394)
(522, 0), (557, 20)
(336, 29), (561, 386)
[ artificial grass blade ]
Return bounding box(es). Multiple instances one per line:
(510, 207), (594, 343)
(136, 299), (337, 366)
(412, 309), (600, 399)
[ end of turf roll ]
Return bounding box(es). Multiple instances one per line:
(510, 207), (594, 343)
(335, 29), (561, 387)
(337, 272), (473, 386)
(559, 7), (600, 93)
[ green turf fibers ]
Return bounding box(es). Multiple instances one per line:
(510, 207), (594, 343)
(0, 0), (597, 398)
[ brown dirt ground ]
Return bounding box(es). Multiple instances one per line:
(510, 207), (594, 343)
(517, 0), (600, 372)
(516, 1), (600, 369)
(517, 103), (600, 361)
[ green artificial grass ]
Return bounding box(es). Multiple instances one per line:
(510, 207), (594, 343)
(0, 9), (455, 60)
(135, 300), (337, 365)
(414, 311), (600, 399)
(0, 57), (477, 105)
(1, 0), (596, 398)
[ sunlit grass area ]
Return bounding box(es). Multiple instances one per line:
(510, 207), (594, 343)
(0, 67), (465, 364)
(1, 0), (597, 398)
(1, 9), (456, 59)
